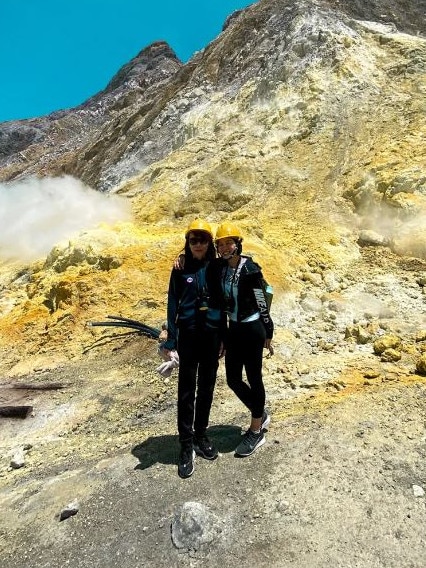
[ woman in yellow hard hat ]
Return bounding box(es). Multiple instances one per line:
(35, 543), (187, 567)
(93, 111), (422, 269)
(162, 219), (225, 478)
(214, 221), (273, 457)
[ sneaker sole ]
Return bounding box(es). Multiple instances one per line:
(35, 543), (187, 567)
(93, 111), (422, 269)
(235, 435), (266, 457)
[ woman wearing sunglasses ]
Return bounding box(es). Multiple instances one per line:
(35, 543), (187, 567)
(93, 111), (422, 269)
(162, 219), (225, 478)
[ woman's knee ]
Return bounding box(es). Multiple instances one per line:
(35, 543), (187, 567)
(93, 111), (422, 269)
(226, 374), (241, 391)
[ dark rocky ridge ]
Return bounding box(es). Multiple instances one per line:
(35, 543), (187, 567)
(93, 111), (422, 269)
(0, 42), (182, 186)
(0, 0), (424, 192)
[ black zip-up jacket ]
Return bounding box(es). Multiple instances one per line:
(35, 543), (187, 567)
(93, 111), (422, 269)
(163, 258), (226, 351)
(212, 256), (274, 339)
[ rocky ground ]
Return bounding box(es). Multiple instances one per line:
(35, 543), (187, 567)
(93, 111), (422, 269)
(1, 246), (426, 568)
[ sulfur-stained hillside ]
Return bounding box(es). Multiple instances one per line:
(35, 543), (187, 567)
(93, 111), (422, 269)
(1, 0), (425, 372)
(1, 3), (426, 565)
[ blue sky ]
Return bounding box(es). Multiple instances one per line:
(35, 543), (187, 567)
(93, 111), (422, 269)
(0, 1), (254, 123)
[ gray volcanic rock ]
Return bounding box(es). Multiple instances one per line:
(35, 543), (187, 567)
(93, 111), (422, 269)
(101, 41), (181, 94)
(0, 42), (182, 184)
(0, 123), (46, 157)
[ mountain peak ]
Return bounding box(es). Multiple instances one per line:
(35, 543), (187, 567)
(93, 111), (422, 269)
(103, 41), (182, 93)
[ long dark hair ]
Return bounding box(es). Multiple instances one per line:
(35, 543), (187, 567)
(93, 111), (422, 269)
(235, 238), (243, 256)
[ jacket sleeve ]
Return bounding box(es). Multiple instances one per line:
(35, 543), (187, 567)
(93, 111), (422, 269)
(163, 270), (179, 350)
(252, 272), (274, 339)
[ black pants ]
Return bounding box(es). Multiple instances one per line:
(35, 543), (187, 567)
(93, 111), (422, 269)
(177, 326), (221, 443)
(225, 318), (266, 419)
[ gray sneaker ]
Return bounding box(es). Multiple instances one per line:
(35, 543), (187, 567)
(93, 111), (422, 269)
(235, 429), (265, 457)
(261, 410), (270, 431)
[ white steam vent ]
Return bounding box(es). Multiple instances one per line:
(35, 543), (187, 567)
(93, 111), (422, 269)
(0, 176), (131, 262)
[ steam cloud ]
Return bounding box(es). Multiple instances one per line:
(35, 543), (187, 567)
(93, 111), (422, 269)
(0, 176), (131, 262)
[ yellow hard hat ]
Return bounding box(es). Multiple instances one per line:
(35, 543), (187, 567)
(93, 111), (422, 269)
(185, 218), (213, 238)
(215, 222), (243, 242)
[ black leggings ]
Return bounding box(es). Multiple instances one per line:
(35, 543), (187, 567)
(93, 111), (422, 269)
(177, 327), (221, 443)
(225, 318), (266, 419)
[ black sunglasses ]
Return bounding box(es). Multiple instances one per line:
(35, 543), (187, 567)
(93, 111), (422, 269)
(189, 236), (209, 245)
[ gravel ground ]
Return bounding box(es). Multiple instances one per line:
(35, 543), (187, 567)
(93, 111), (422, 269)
(1, 247), (426, 567)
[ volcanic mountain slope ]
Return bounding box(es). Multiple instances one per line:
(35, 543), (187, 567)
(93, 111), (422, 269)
(0, 0), (425, 368)
(1, 1), (426, 566)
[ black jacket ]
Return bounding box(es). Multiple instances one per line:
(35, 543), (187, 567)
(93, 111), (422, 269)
(212, 256), (274, 339)
(163, 258), (226, 351)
